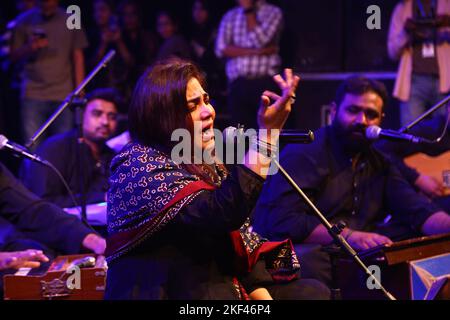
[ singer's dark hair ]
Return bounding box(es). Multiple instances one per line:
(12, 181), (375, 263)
(335, 76), (388, 110)
(128, 58), (205, 148)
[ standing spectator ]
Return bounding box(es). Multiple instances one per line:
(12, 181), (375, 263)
(85, 0), (117, 90)
(10, 0), (88, 144)
(189, 0), (217, 64)
(188, 0), (226, 98)
(388, 0), (450, 127)
(215, 0), (284, 129)
(0, 0), (37, 174)
(156, 10), (192, 61)
(86, 0), (157, 106)
(117, 0), (157, 101)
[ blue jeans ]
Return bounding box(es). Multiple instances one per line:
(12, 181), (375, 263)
(21, 98), (73, 145)
(400, 74), (448, 127)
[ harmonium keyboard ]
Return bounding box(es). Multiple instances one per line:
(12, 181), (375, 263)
(332, 233), (450, 300)
(3, 254), (106, 300)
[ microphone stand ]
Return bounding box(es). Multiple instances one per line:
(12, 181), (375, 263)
(26, 50), (116, 148)
(270, 157), (396, 300)
(399, 94), (450, 133)
(73, 98), (89, 228)
(25, 50), (116, 224)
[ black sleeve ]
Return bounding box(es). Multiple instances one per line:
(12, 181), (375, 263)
(386, 162), (440, 233)
(171, 165), (264, 233)
(251, 145), (324, 242)
(0, 163), (94, 254)
(375, 142), (420, 186)
(20, 139), (74, 207)
(394, 158), (420, 185)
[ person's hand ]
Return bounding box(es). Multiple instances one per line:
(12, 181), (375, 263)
(101, 29), (116, 44)
(346, 231), (393, 251)
(82, 233), (106, 255)
(257, 69), (300, 139)
(110, 29), (122, 43)
(0, 250), (49, 270)
(415, 174), (444, 198)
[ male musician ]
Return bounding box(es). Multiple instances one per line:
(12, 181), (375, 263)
(215, 0), (283, 129)
(20, 88), (120, 208)
(376, 106), (450, 211)
(0, 161), (105, 291)
(251, 76), (450, 283)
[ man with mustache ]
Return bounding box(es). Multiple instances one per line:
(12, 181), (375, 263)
(20, 88), (120, 208)
(251, 76), (450, 284)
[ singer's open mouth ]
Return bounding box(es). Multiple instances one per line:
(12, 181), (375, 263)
(202, 123), (214, 142)
(202, 128), (215, 142)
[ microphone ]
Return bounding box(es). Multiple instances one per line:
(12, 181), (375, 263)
(277, 129), (315, 144)
(0, 135), (49, 165)
(224, 127), (314, 144)
(365, 125), (428, 143)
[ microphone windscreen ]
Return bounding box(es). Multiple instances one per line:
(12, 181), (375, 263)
(365, 125), (381, 140)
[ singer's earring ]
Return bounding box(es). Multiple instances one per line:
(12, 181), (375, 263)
(289, 95), (296, 104)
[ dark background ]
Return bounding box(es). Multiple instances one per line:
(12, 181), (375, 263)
(1, 0), (399, 71)
(0, 0), (402, 172)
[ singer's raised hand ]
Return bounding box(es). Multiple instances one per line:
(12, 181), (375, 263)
(257, 69), (300, 133)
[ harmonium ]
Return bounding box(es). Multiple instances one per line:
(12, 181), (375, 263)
(3, 254), (106, 300)
(331, 233), (450, 300)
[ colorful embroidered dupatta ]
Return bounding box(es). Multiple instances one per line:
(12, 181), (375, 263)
(105, 142), (300, 290)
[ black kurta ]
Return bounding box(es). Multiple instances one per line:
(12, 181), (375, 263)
(0, 162), (93, 254)
(20, 130), (115, 208)
(105, 165), (265, 299)
(251, 126), (440, 243)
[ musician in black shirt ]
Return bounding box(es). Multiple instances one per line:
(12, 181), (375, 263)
(251, 76), (450, 283)
(20, 88), (120, 208)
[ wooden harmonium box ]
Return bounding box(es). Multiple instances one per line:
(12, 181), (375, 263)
(335, 233), (450, 300)
(3, 254), (106, 300)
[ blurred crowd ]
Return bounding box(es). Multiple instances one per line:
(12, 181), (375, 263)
(0, 0), (228, 147)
